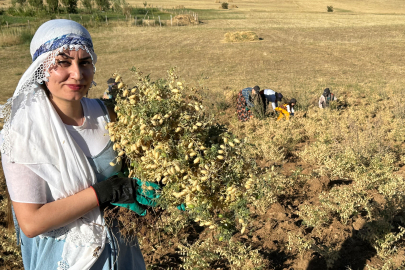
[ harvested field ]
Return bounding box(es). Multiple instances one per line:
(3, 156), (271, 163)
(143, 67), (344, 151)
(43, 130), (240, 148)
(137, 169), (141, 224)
(2, 0), (405, 269)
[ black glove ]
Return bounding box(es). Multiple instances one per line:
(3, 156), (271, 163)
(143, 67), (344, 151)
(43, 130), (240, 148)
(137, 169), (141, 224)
(91, 175), (138, 206)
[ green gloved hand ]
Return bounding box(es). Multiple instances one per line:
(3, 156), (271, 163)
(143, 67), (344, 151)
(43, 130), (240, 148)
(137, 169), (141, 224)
(111, 176), (161, 216)
(245, 106), (250, 111)
(177, 204), (186, 211)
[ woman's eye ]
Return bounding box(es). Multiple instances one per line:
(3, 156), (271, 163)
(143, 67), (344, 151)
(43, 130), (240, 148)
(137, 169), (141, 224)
(80, 61), (92, 66)
(56, 60), (70, 67)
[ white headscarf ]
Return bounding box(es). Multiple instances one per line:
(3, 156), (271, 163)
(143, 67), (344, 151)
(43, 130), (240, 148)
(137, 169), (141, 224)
(0, 19), (106, 270)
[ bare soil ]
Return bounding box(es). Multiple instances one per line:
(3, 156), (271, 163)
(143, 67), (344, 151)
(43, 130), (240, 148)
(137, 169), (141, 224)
(133, 161), (380, 270)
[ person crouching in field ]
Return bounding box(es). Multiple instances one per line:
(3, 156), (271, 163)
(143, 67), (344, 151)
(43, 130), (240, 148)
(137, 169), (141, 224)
(102, 78), (116, 99)
(263, 89), (283, 114)
(319, 88), (336, 108)
(237, 85), (260, 121)
(275, 98), (297, 121)
(287, 98), (296, 116)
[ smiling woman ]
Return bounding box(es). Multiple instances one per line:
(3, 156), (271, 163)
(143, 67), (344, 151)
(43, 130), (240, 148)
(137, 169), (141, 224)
(46, 50), (94, 126)
(0, 19), (146, 270)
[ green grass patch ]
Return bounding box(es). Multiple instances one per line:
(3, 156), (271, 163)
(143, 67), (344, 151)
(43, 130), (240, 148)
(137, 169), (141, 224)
(186, 8), (245, 20)
(0, 14), (43, 25)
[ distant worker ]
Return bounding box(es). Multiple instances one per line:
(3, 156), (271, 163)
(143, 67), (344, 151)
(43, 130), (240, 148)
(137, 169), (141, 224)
(102, 78), (116, 99)
(263, 89), (283, 112)
(275, 105), (289, 121)
(275, 98), (296, 121)
(237, 85), (260, 121)
(287, 98), (297, 116)
(319, 88), (336, 108)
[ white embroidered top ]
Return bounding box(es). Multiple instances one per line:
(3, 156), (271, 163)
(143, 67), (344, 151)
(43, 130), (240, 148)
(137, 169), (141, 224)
(3, 98), (109, 204)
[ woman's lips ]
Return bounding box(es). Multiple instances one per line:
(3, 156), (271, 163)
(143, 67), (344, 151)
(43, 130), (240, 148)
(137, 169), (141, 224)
(66, 84), (83, 90)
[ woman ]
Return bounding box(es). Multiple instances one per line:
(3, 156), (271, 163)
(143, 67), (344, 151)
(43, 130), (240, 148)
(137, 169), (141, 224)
(319, 87), (336, 108)
(286, 98), (297, 116)
(236, 85), (260, 121)
(275, 98), (296, 121)
(263, 89), (283, 112)
(0, 19), (146, 269)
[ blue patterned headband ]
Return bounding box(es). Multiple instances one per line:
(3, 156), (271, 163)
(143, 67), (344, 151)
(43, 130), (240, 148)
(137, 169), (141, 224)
(32, 33), (94, 62)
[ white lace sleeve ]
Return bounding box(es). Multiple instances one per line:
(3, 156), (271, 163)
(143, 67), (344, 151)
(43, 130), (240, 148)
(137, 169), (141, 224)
(2, 154), (50, 204)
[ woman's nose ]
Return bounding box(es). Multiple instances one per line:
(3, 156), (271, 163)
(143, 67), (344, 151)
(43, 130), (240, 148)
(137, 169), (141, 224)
(70, 62), (83, 80)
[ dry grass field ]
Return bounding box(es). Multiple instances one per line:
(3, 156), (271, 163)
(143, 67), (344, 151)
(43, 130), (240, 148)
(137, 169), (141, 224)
(2, 0), (405, 269)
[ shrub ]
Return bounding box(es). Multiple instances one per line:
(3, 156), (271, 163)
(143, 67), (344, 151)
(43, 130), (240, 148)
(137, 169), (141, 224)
(111, 0), (121, 12)
(105, 68), (265, 244)
(6, 5), (37, 16)
(327, 6), (333, 12)
(81, 0), (92, 10)
(250, 93), (265, 120)
(179, 238), (266, 269)
(47, 0), (58, 12)
(121, 1), (131, 16)
(20, 29), (34, 44)
(61, 0), (77, 13)
(92, 12), (105, 21)
(95, 0), (109, 11)
(29, 0), (43, 9)
(221, 2), (228, 9)
(131, 7), (147, 15)
(11, 0), (26, 6)
(216, 101), (230, 111)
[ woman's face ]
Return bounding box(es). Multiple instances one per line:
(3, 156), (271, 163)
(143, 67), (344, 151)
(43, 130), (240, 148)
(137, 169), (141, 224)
(46, 49), (94, 103)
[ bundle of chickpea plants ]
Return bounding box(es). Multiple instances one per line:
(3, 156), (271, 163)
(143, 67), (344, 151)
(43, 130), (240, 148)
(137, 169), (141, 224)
(105, 68), (270, 253)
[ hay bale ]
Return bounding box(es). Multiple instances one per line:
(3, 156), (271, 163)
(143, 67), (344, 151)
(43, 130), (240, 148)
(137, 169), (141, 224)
(224, 31), (259, 43)
(229, 4), (238, 8)
(172, 14), (198, 26)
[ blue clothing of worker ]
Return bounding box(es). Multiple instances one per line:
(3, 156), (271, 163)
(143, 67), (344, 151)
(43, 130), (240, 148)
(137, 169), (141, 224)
(242, 87), (255, 107)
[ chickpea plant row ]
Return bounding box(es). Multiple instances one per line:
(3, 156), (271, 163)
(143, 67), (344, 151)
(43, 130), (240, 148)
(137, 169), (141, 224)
(105, 68), (260, 237)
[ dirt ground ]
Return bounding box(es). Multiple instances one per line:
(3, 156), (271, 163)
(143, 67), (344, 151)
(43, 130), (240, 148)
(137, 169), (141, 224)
(136, 154), (381, 269)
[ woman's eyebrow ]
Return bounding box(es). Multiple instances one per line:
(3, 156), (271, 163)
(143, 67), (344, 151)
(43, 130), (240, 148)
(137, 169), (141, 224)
(56, 53), (91, 61)
(57, 52), (74, 59)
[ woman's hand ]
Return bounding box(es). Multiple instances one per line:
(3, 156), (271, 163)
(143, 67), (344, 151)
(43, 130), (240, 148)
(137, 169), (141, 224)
(112, 178), (161, 216)
(91, 175), (139, 206)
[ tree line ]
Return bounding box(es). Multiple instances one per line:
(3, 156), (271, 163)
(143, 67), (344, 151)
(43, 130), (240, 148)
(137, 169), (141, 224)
(11, 0), (124, 14)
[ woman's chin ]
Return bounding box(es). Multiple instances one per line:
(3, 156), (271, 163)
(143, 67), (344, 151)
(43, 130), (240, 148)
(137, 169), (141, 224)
(50, 93), (87, 103)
